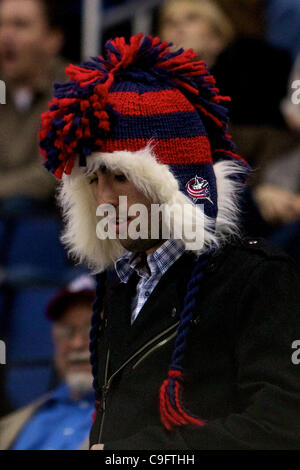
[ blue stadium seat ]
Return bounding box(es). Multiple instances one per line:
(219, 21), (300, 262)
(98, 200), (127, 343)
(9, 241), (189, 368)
(7, 217), (68, 273)
(5, 286), (58, 409)
(7, 287), (56, 362)
(5, 365), (54, 409)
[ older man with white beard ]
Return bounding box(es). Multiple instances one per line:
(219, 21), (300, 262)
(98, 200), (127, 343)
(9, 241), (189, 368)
(0, 275), (96, 450)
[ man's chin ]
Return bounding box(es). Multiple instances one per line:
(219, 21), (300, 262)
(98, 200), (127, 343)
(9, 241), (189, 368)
(118, 237), (164, 253)
(65, 371), (94, 396)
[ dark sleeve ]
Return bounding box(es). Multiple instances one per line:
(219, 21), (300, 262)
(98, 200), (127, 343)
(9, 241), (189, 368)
(104, 258), (300, 450)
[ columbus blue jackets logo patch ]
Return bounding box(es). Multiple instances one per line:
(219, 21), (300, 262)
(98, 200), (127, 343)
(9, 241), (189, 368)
(186, 176), (213, 204)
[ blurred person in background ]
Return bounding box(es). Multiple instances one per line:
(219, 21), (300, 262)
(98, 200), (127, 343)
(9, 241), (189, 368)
(255, 55), (300, 226)
(266, 0), (300, 62)
(0, 0), (66, 214)
(158, 0), (234, 69)
(254, 55), (300, 265)
(0, 275), (96, 450)
(159, 0), (295, 184)
(213, 0), (299, 185)
(213, 0), (291, 127)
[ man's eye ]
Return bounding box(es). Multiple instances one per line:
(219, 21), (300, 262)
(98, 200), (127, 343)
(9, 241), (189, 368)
(89, 176), (98, 184)
(115, 174), (127, 182)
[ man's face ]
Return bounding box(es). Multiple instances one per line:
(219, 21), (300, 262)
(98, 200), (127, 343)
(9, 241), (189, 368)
(160, 1), (225, 67)
(89, 167), (165, 254)
(52, 299), (92, 383)
(0, 0), (61, 85)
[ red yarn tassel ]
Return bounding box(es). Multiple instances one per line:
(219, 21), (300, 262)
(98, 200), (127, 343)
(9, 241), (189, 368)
(159, 370), (206, 431)
(195, 103), (223, 128)
(92, 400), (101, 424)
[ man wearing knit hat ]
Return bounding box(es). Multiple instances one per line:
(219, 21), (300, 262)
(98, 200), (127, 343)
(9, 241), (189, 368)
(39, 34), (300, 450)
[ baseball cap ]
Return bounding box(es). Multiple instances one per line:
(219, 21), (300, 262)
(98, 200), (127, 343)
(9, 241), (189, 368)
(46, 274), (96, 321)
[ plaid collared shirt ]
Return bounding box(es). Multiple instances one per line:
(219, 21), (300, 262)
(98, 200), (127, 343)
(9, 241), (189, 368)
(115, 239), (186, 324)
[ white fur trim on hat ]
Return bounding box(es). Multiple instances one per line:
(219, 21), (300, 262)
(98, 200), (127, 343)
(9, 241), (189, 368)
(57, 145), (246, 273)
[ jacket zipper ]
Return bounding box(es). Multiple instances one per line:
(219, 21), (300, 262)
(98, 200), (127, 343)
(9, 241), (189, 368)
(132, 331), (177, 369)
(98, 348), (110, 444)
(97, 321), (179, 443)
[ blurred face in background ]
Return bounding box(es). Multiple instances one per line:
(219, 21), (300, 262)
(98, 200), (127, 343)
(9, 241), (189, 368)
(159, 0), (234, 68)
(214, 0), (265, 39)
(53, 299), (93, 397)
(0, 0), (63, 86)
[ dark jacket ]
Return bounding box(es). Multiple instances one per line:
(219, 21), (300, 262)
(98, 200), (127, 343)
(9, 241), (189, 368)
(212, 38), (291, 127)
(90, 237), (300, 450)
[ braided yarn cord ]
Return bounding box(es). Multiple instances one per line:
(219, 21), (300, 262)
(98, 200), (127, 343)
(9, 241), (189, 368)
(90, 271), (107, 421)
(160, 252), (211, 430)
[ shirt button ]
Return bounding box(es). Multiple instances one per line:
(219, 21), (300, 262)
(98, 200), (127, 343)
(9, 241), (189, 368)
(145, 291), (150, 297)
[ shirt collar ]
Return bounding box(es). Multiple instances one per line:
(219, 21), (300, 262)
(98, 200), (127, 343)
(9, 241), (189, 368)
(115, 239), (185, 283)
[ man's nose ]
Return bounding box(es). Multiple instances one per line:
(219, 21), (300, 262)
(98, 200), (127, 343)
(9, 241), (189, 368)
(69, 331), (88, 350)
(94, 179), (118, 207)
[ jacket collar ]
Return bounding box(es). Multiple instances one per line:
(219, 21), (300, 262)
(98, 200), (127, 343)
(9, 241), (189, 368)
(104, 251), (197, 371)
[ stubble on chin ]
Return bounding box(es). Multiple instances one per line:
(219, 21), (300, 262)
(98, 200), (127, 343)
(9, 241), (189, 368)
(118, 237), (164, 254)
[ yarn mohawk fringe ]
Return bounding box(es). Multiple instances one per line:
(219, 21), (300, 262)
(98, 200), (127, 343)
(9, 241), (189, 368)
(39, 33), (242, 179)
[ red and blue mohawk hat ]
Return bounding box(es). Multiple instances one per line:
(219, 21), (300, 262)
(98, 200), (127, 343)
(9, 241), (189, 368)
(39, 34), (249, 431)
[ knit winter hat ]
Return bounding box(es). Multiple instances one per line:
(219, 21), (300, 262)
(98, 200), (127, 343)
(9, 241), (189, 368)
(39, 34), (249, 272)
